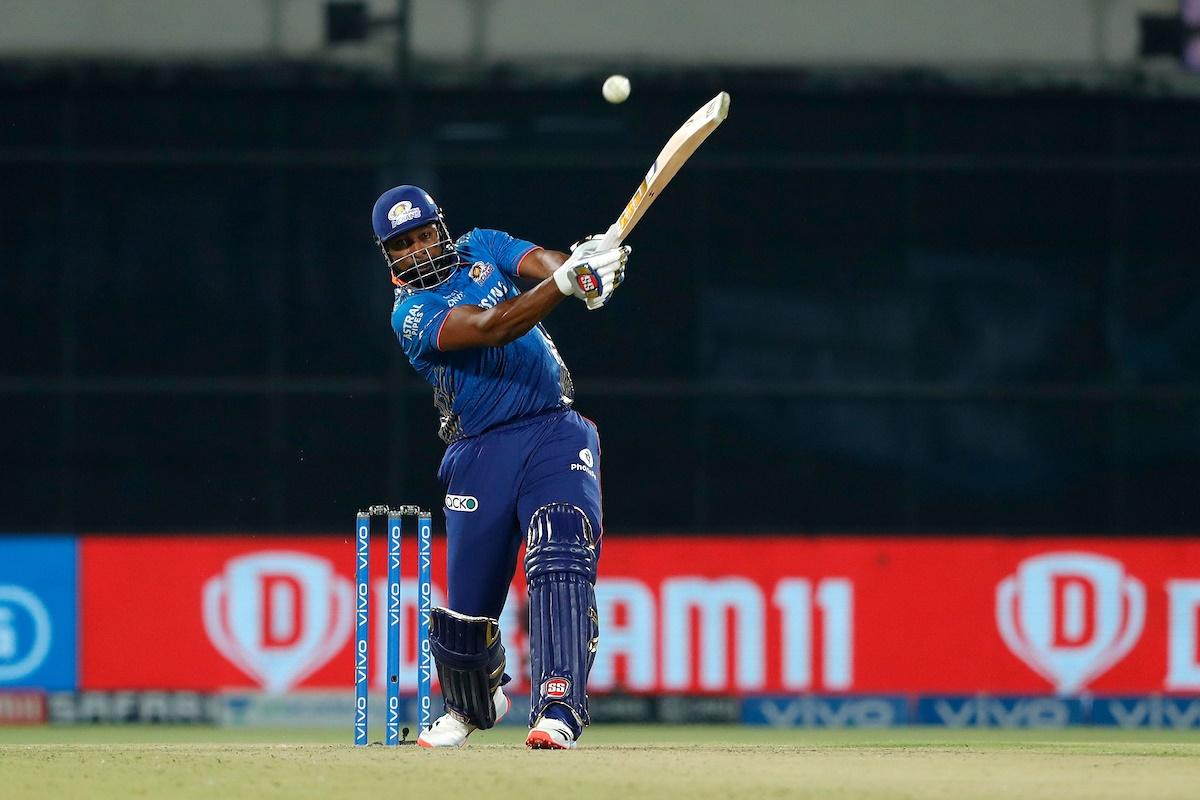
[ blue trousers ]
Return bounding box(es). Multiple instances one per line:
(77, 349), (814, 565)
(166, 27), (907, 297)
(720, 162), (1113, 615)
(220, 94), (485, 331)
(437, 408), (603, 618)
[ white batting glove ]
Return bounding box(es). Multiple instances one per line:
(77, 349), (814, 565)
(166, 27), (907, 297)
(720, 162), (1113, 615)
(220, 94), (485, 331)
(569, 234), (607, 259)
(567, 236), (630, 310)
(585, 251), (627, 310)
(553, 245), (630, 308)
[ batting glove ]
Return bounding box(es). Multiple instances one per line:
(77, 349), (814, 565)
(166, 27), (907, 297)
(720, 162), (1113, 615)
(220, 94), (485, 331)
(553, 245), (630, 308)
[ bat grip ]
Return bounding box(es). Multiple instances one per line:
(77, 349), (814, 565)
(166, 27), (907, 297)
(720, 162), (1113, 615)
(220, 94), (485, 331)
(594, 222), (622, 252)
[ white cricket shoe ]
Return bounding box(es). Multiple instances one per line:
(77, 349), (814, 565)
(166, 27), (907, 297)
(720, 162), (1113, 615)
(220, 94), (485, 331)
(525, 715), (576, 750)
(417, 687), (509, 749)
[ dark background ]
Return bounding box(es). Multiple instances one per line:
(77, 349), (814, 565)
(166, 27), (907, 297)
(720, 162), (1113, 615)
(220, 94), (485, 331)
(2, 65), (1198, 534)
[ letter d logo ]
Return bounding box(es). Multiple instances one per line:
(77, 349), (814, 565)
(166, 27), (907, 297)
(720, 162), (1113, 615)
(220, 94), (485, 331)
(996, 552), (1144, 694)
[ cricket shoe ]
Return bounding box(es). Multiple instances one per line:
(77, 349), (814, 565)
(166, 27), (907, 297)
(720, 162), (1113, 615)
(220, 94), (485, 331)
(417, 687), (509, 749)
(525, 715), (576, 750)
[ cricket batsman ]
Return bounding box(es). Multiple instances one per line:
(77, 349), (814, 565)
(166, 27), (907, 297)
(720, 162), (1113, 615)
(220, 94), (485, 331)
(371, 185), (628, 749)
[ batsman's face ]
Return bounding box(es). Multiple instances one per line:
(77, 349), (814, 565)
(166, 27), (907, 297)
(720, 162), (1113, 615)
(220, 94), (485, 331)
(384, 223), (443, 271)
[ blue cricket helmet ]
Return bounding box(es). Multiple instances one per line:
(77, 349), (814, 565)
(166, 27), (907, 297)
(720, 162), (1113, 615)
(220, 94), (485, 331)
(371, 185), (460, 289)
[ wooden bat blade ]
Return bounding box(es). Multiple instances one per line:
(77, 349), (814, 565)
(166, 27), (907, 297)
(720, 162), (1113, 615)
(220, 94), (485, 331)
(597, 91), (730, 250)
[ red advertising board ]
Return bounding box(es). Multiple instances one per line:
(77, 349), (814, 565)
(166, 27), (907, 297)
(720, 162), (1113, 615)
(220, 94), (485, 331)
(80, 535), (1200, 695)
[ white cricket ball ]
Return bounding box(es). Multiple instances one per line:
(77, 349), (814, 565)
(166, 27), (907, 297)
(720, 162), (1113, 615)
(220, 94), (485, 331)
(602, 74), (631, 104)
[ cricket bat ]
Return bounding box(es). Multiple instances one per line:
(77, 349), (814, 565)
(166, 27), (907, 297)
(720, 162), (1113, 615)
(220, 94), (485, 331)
(595, 91), (731, 251)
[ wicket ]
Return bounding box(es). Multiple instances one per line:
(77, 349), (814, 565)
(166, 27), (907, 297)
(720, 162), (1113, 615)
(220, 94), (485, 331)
(354, 504), (432, 746)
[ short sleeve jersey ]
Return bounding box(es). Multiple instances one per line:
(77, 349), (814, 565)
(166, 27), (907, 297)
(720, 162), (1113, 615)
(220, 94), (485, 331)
(390, 228), (574, 443)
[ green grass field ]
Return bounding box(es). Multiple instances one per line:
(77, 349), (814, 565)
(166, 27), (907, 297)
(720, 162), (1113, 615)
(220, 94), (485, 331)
(3, 725), (1199, 799)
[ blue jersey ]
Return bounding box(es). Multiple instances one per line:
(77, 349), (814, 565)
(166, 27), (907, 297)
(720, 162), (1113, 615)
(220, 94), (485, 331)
(391, 228), (574, 443)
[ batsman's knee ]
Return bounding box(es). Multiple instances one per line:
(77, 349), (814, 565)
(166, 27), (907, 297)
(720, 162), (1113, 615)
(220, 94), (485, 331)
(524, 502), (598, 583)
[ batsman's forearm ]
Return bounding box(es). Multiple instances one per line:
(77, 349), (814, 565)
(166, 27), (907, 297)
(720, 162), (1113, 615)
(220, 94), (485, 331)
(519, 249), (569, 281)
(483, 279), (567, 345)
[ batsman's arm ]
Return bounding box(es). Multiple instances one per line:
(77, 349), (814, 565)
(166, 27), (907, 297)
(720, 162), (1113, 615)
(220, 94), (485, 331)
(436, 250), (570, 351)
(515, 248), (568, 281)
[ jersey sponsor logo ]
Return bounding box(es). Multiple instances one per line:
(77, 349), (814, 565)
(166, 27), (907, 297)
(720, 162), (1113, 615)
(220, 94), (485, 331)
(387, 201), (422, 228)
(478, 282), (508, 310)
(579, 448), (594, 468)
(542, 677), (571, 699)
(445, 494), (479, 512)
(468, 261), (494, 285)
(402, 304), (424, 341)
(571, 462), (597, 480)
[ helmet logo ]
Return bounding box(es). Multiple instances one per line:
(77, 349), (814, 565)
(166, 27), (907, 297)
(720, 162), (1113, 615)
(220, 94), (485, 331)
(387, 201), (423, 228)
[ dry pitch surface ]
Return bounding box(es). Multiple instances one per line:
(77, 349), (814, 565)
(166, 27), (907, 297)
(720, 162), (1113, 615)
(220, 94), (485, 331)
(2, 725), (1199, 799)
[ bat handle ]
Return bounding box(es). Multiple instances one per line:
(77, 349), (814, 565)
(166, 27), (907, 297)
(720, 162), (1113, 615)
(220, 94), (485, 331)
(594, 222), (622, 252)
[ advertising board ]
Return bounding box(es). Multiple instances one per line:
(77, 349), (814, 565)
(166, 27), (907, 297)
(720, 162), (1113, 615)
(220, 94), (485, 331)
(78, 536), (1200, 697)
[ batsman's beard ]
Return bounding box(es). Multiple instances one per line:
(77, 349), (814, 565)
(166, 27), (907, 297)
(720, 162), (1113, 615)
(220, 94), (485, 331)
(384, 224), (460, 289)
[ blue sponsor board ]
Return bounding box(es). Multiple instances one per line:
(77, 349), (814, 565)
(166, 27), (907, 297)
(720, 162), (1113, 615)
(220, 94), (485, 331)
(0, 535), (78, 690)
(1092, 696), (1200, 729)
(916, 695), (1085, 728)
(743, 695), (908, 728)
